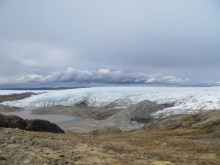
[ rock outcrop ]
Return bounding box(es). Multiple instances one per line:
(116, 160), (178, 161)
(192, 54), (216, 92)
(129, 100), (165, 123)
(145, 110), (220, 131)
(26, 119), (65, 133)
(0, 92), (36, 103)
(0, 114), (27, 129)
(100, 100), (165, 130)
(0, 114), (64, 133)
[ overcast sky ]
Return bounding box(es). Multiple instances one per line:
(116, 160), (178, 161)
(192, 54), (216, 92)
(0, 0), (220, 87)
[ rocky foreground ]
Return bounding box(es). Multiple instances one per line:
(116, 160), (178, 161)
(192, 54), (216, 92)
(1, 110), (220, 165)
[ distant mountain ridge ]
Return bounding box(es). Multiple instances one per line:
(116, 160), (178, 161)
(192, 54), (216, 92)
(0, 87), (86, 90)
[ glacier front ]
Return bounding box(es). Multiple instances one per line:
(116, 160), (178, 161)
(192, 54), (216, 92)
(1, 86), (220, 117)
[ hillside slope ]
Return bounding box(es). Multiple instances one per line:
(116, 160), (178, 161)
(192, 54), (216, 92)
(1, 110), (220, 164)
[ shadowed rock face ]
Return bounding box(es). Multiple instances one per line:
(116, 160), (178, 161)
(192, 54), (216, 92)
(0, 114), (27, 129)
(26, 120), (64, 133)
(129, 100), (165, 123)
(0, 114), (64, 133)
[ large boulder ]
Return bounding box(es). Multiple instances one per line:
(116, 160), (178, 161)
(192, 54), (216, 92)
(0, 114), (27, 129)
(26, 119), (64, 133)
(0, 114), (64, 133)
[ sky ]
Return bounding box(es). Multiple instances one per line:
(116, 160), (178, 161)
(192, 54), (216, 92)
(0, 0), (220, 87)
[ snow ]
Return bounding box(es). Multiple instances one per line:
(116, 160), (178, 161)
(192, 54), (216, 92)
(1, 87), (220, 117)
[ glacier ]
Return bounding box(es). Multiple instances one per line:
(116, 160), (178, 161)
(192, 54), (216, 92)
(1, 86), (220, 117)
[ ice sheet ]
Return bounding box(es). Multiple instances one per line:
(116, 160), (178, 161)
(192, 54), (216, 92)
(1, 87), (220, 117)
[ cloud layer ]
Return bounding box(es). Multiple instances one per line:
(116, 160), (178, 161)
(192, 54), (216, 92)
(1, 1), (220, 87)
(16, 67), (189, 85)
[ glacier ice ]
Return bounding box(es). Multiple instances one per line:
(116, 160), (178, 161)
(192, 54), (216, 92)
(1, 86), (220, 117)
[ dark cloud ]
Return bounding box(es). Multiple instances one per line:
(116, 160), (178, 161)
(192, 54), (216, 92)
(16, 67), (189, 85)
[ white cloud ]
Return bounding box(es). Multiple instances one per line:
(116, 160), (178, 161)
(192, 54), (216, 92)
(16, 67), (189, 85)
(0, 40), (190, 86)
(146, 78), (155, 83)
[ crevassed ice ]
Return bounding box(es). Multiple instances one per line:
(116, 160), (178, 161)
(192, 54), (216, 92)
(1, 87), (220, 117)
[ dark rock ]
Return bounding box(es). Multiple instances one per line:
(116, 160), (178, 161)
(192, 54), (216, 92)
(158, 103), (174, 108)
(0, 114), (27, 129)
(0, 114), (64, 133)
(26, 119), (64, 133)
(0, 157), (6, 160)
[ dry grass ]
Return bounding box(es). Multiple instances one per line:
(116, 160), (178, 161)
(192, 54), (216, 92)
(2, 110), (220, 164)
(1, 125), (220, 165)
